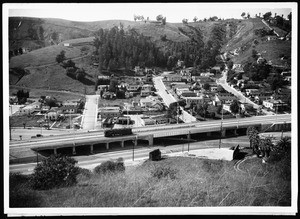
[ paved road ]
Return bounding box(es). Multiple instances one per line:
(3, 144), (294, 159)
(81, 95), (99, 130)
(153, 76), (197, 123)
(10, 134), (257, 175)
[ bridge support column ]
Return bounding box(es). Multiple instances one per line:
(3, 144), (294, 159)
(187, 132), (191, 141)
(134, 139), (138, 147)
(90, 144), (94, 154)
(148, 136), (153, 146)
(106, 142), (109, 150)
(120, 141), (124, 148)
(54, 148), (57, 155)
(234, 129), (238, 136)
(221, 129), (226, 137)
(72, 146), (76, 155)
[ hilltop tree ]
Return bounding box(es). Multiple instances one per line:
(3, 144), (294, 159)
(241, 12), (246, 18)
(182, 18), (188, 24)
(263, 12), (272, 20)
(193, 16), (198, 22)
(75, 68), (85, 81)
(156, 14), (164, 22)
(246, 126), (260, 154)
(287, 12), (291, 21)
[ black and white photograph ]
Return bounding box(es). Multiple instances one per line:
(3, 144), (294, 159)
(3, 2), (298, 216)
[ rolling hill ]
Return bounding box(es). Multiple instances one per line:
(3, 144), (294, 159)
(9, 16), (291, 94)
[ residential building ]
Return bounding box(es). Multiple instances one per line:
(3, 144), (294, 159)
(180, 69), (192, 82)
(263, 99), (287, 111)
(214, 93), (237, 105)
(267, 35), (277, 41)
(18, 105), (36, 115)
(98, 107), (121, 118)
(61, 105), (78, 114)
(182, 96), (203, 107)
(245, 89), (260, 96)
(176, 88), (190, 96)
(140, 98), (153, 108)
(163, 73), (182, 82)
(62, 100), (79, 107)
(40, 105), (50, 114)
(127, 84), (140, 92)
(45, 107), (62, 121)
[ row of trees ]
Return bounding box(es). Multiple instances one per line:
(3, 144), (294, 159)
(56, 50), (86, 81)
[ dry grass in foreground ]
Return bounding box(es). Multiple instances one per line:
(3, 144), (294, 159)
(10, 149), (291, 207)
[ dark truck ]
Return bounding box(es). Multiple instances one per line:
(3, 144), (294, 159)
(104, 128), (133, 137)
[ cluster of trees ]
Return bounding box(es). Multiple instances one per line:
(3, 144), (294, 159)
(241, 12), (251, 19)
(254, 28), (275, 37)
(16, 89), (29, 104)
(9, 48), (24, 59)
(56, 51), (86, 81)
(133, 15), (145, 22)
(156, 15), (166, 25)
(93, 27), (167, 71)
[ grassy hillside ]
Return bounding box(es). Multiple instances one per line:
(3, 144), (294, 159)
(10, 152), (291, 207)
(222, 18), (291, 66)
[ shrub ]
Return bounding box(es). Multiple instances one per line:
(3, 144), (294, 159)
(151, 166), (177, 180)
(94, 158), (125, 174)
(56, 50), (66, 63)
(30, 154), (80, 190)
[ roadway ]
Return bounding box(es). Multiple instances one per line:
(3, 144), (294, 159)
(9, 134), (256, 175)
(81, 95), (99, 130)
(9, 114), (291, 150)
(153, 76), (197, 123)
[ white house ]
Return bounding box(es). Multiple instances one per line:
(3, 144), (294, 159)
(182, 96), (203, 107)
(267, 35), (277, 41)
(262, 99), (287, 111)
(45, 108), (62, 121)
(18, 105), (35, 115)
(98, 107), (121, 118)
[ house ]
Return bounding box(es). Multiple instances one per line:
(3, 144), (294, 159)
(62, 100), (78, 107)
(44, 107), (62, 121)
(18, 105), (36, 115)
(63, 43), (70, 47)
(40, 105), (51, 114)
(211, 66), (221, 74)
(151, 102), (164, 111)
(134, 66), (144, 75)
(98, 107), (121, 118)
(180, 69), (192, 82)
(102, 91), (116, 99)
(245, 89), (260, 96)
(9, 96), (18, 105)
(163, 73), (182, 82)
(141, 117), (156, 126)
(141, 84), (153, 91)
(97, 85), (109, 92)
(214, 93), (237, 105)
(140, 98), (153, 108)
(176, 88), (190, 96)
(29, 102), (42, 111)
(200, 72), (214, 77)
(267, 35), (277, 41)
(263, 99), (287, 111)
(141, 90), (153, 97)
(181, 92), (198, 98)
(127, 83), (140, 92)
(182, 96), (203, 107)
(222, 103), (232, 113)
(61, 105), (78, 114)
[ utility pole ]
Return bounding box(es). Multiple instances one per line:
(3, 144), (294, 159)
(188, 130), (190, 152)
(219, 105), (223, 149)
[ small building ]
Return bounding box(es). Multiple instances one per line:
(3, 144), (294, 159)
(182, 96), (203, 107)
(263, 99), (287, 111)
(245, 89), (260, 96)
(163, 73), (182, 82)
(267, 35), (277, 41)
(140, 98), (153, 108)
(18, 105), (36, 115)
(141, 90), (153, 97)
(45, 107), (62, 121)
(98, 107), (121, 118)
(62, 100), (78, 107)
(40, 105), (51, 114)
(141, 117), (156, 126)
(61, 105), (78, 114)
(63, 43), (70, 47)
(127, 84), (140, 92)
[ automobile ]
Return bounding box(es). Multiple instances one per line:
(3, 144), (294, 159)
(36, 134), (43, 137)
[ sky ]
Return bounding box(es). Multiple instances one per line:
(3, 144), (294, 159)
(5, 3), (295, 23)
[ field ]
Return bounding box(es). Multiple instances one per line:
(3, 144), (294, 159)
(10, 147), (291, 208)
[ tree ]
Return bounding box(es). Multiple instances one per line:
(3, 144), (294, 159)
(263, 12), (272, 20)
(258, 137), (273, 158)
(246, 126), (260, 154)
(156, 14), (164, 22)
(44, 96), (57, 108)
(276, 136), (291, 152)
(203, 83), (210, 91)
(193, 16), (198, 22)
(75, 68), (85, 81)
(162, 17), (167, 25)
(241, 12), (246, 18)
(30, 154), (80, 190)
(217, 85), (225, 92)
(247, 13), (250, 19)
(56, 50), (66, 63)
(230, 99), (240, 115)
(182, 18), (188, 24)
(109, 78), (118, 92)
(287, 12), (291, 21)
